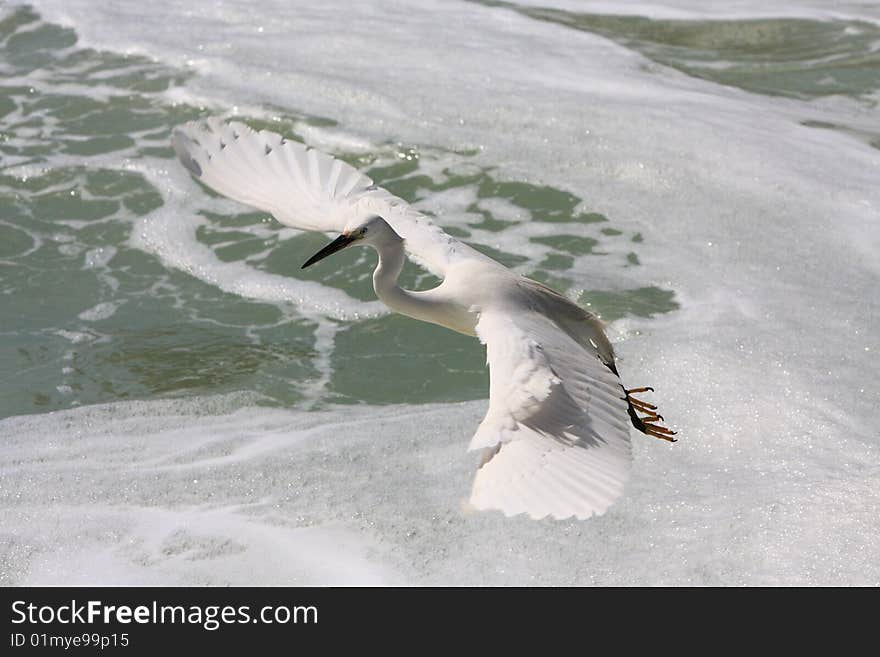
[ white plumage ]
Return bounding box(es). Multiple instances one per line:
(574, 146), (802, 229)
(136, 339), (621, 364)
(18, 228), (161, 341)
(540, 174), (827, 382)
(173, 118), (673, 520)
(172, 117), (491, 277)
(470, 308), (631, 518)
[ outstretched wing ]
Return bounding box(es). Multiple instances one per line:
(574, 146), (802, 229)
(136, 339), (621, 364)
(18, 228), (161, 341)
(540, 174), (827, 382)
(172, 118), (489, 276)
(469, 308), (632, 520)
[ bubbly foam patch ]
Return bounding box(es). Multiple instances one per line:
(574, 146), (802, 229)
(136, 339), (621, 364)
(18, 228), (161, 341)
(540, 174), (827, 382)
(1, 391), (877, 585)
(130, 203), (385, 322)
(78, 301), (119, 321)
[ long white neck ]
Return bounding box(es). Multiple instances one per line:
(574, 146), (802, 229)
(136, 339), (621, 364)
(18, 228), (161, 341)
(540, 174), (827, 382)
(372, 237), (431, 320)
(371, 237), (471, 334)
(349, 215), (475, 335)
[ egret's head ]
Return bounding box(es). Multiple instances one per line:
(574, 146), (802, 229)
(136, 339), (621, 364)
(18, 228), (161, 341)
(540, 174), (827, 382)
(301, 215), (395, 269)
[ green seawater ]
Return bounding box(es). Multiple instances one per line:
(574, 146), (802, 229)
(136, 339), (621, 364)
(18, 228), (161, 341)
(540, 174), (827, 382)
(475, 0), (880, 101)
(7, 3), (873, 419)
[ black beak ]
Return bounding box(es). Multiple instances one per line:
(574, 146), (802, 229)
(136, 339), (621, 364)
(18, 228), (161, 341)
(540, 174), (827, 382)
(301, 233), (357, 269)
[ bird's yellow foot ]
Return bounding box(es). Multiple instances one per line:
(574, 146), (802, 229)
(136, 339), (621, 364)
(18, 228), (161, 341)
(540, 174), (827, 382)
(623, 386), (677, 442)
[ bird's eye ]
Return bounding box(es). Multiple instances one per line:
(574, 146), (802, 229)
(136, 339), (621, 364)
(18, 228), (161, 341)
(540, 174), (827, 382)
(361, 227), (368, 235)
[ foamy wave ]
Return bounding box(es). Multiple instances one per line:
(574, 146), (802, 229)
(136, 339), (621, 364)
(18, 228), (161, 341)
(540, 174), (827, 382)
(2, 390), (878, 585)
(130, 203), (386, 321)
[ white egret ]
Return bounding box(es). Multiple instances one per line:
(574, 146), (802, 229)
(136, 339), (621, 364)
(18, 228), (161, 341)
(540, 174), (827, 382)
(172, 118), (675, 520)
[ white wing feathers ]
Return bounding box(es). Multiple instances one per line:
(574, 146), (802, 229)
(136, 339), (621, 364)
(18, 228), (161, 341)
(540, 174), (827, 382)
(173, 118), (636, 521)
(470, 309), (632, 520)
(172, 118), (488, 276)
(172, 118), (369, 232)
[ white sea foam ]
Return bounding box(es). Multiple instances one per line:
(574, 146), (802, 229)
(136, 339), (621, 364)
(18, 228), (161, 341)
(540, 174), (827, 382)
(78, 301), (119, 322)
(8, 0), (880, 584)
(83, 246), (116, 269)
(130, 201), (386, 322)
(1, 391), (877, 585)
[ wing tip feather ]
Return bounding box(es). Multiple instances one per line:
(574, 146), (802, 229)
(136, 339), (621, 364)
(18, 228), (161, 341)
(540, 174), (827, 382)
(172, 129), (203, 178)
(468, 429), (630, 521)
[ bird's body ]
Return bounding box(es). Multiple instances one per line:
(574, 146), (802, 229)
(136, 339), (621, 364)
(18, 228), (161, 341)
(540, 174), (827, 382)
(173, 118), (674, 520)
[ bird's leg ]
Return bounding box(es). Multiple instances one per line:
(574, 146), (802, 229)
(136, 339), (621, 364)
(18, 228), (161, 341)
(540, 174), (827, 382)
(622, 386), (677, 443)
